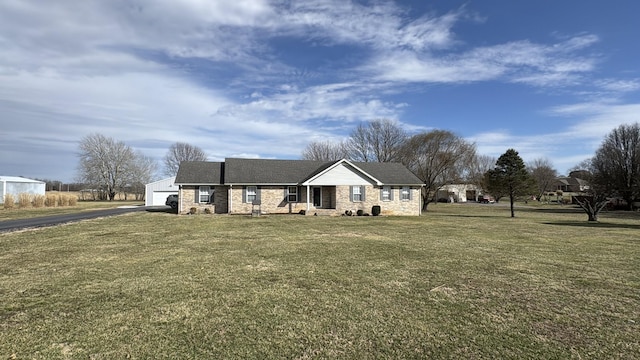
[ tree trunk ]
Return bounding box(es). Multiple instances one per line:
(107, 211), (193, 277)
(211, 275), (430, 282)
(509, 195), (515, 218)
(575, 197), (608, 222)
(422, 194), (430, 211)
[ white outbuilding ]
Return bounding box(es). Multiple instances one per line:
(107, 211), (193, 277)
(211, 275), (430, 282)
(0, 176), (46, 204)
(144, 177), (178, 206)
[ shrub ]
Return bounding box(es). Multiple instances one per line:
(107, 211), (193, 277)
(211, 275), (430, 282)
(3, 194), (15, 209)
(204, 207), (212, 214)
(190, 207), (197, 215)
(69, 195), (78, 206)
(45, 194), (58, 207)
(372, 205), (381, 216)
(356, 209), (364, 216)
(33, 194), (46, 208)
(59, 194), (70, 207)
(18, 193), (32, 208)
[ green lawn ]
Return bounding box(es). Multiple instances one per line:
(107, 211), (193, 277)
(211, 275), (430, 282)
(1, 204), (638, 359)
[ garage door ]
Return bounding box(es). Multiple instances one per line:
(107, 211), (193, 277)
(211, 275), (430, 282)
(151, 191), (178, 206)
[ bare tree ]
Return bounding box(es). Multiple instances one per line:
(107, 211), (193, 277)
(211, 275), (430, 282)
(347, 119), (407, 162)
(466, 154), (495, 200)
(528, 158), (558, 202)
(127, 151), (158, 200)
(301, 140), (349, 161)
(399, 130), (476, 210)
(163, 142), (207, 176)
(569, 160), (610, 221)
(77, 133), (135, 201)
(590, 122), (640, 210)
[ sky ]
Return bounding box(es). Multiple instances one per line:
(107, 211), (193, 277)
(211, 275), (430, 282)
(1, 0), (639, 183)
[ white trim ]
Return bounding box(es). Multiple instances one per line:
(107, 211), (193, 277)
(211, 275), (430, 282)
(302, 159), (383, 186)
(246, 186), (257, 203)
(401, 186), (410, 201)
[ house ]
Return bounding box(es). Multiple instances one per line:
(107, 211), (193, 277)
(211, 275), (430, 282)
(0, 176), (46, 204)
(554, 176), (590, 193)
(436, 184), (481, 203)
(174, 158), (424, 216)
(144, 177), (178, 206)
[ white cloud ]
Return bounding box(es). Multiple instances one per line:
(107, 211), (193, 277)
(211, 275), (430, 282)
(367, 34), (599, 86)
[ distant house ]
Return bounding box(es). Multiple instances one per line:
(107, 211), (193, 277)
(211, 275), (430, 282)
(174, 158), (424, 216)
(436, 184), (481, 203)
(554, 176), (590, 193)
(0, 176), (46, 204)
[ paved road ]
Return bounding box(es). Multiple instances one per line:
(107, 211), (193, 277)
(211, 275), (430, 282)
(0, 206), (165, 233)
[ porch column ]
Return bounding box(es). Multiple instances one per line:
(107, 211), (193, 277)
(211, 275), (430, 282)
(306, 185), (310, 212)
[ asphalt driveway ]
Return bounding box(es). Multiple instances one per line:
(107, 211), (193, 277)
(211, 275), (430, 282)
(0, 206), (166, 233)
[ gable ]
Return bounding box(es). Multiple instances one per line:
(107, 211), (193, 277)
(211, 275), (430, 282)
(305, 163), (374, 186)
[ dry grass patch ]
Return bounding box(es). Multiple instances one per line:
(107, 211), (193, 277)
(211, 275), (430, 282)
(1, 204), (638, 358)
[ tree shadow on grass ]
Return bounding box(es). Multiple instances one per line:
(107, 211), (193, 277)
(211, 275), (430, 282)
(543, 221), (640, 230)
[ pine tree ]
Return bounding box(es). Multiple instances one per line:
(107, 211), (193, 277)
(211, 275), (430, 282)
(486, 149), (536, 217)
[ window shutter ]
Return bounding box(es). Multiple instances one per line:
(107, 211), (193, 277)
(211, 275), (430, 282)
(195, 188), (200, 203)
(390, 187), (394, 201)
(284, 187), (288, 201)
(409, 188), (413, 200)
(242, 187), (247, 203)
(362, 186), (366, 201)
(350, 186), (354, 202)
(380, 187), (384, 201)
(256, 186), (261, 203)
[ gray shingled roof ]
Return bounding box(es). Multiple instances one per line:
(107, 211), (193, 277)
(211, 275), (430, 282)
(353, 161), (423, 185)
(175, 158), (423, 186)
(224, 158), (329, 184)
(174, 161), (224, 184)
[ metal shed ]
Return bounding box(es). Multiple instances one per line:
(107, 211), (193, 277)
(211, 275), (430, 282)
(144, 177), (178, 206)
(0, 176), (46, 204)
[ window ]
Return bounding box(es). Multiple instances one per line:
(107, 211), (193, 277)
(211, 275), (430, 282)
(401, 186), (410, 201)
(287, 186), (298, 202)
(246, 186), (257, 203)
(381, 186), (391, 201)
(199, 186), (210, 203)
(352, 185), (363, 202)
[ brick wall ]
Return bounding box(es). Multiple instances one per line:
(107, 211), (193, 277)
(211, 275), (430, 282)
(180, 184), (421, 216)
(179, 185), (227, 214)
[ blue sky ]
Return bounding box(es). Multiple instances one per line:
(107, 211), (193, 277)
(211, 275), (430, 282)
(1, 0), (639, 182)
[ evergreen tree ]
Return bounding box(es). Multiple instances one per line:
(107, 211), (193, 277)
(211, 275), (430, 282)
(485, 149), (535, 217)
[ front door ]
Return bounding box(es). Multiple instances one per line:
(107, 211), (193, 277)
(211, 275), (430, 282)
(313, 187), (322, 207)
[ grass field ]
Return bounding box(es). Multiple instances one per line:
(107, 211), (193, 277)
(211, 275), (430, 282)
(1, 204), (638, 359)
(0, 200), (144, 221)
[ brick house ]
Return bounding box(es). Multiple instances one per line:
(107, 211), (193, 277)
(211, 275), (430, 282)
(174, 158), (423, 216)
